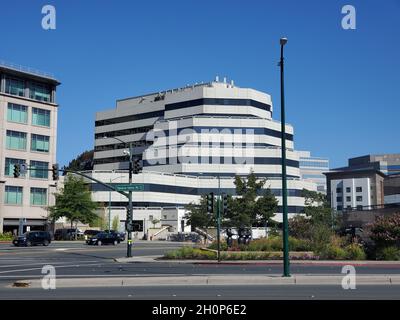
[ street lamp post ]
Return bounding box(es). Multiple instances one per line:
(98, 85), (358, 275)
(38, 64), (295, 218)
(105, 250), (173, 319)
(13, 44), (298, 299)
(279, 37), (290, 277)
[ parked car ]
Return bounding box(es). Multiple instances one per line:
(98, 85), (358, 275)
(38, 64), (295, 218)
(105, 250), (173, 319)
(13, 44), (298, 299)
(84, 229), (101, 240)
(86, 232), (121, 246)
(104, 230), (126, 242)
(13, 231), (51, 247)
(54, 228), (84, 240)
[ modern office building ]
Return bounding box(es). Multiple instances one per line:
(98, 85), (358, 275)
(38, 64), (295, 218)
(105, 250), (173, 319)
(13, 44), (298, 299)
(335, 154), (400, 176)
(93, 78), (317, 227)
(325, 153), (400, 212)
(384, 174), (400, 204)
(296, 150), (329, 194)
(0, 62), (60, 233)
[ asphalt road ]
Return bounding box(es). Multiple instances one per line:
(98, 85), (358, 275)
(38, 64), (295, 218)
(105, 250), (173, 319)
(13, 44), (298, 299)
(0, 241), (399, 299)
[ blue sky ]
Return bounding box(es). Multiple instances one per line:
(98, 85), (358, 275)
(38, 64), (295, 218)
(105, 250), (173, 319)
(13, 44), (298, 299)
(1, 0), (399, 168)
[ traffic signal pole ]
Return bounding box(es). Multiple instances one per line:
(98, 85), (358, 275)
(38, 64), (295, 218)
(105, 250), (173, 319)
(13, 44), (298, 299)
(217, 195), (221, 262)
(127, 144), (134, 258)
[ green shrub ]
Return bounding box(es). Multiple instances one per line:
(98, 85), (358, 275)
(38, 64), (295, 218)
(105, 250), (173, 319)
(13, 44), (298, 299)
(318, 244), (347, 260)
(164, 246), (217, 260)
(379, 246), (400, 261)
(0, 233), (13, 241)
(345, 243), (366, 260)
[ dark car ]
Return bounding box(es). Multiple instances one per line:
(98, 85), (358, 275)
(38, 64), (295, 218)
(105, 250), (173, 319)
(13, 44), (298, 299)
(54, 228), (84, 240)
(104, 230), (126, 242)
(86, 232), (120, 246)
(13, 231), (51, 247)
(84, 229), (101, 240)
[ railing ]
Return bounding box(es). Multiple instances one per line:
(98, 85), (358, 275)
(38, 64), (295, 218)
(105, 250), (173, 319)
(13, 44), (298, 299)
(0, 60), (56, 80)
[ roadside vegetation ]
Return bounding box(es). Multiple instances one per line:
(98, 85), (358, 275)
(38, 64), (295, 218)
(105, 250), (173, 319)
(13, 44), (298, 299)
(169, 172), (400, 261)
(0, 232), (13, 241)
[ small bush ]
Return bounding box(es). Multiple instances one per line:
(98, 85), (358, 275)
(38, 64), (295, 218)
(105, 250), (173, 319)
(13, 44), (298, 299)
(164, 247), (217, 260)
(0, 233), (13, 241)
(379, 246), (400, 261)
(345, 243), (366, 260)
(318, 244), (347, 260)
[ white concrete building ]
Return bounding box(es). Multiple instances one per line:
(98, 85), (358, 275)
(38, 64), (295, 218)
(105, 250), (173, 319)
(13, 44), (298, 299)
(297, 150), (329, 194)
(0, 62), (60, 233)
(92, 79), (317, 228)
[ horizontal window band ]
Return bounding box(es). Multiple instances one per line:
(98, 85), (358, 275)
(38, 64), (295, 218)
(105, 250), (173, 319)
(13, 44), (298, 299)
(143, 157), (299, 167)
(165, 98), (271, 112)
(95, 110), (164, 127)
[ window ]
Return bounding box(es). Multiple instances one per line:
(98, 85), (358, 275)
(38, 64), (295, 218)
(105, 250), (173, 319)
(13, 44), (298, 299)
(337, 205), (343, 211)
(356, 187), (362, 192)
(7, 103), (27, 123)
(31, 134), (49, 152)
(346, 187), (351, 193)
(30, 161), (49, 179)
(6, 130), (27, 150)
(357, 205), (363, 210)
(336, 187), (342, 193)
(4, 158), (26, 177)
(29, 82), (51, 102)
(336, 197), (343, 202)
(347, 205), (352, 210)
(30, 188), (47, 206)
(346, 196), (351, 202)
(4, 186), (23, 204)
(32, 108), (50, 127)
(356, 196), (363, 202)
(5, 77), (25, 96)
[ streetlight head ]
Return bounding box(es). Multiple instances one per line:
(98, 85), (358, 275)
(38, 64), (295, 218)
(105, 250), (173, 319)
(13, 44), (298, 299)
(103, 136), (108, 139)
(123, 149), (130, 156)
(280, 37), (288, 46)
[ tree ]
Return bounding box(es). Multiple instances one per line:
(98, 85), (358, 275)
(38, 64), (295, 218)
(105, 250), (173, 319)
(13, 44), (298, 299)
(302, 189), (335, 227)
(151, 218), (160, 229)
(65, 150), (94, 172)
(48, 175), (98, 238)
(369, 213), (400, 247)
(227, 171), (278, 228)
(184, 195), (216, 230)
(112, 216), (120, 231)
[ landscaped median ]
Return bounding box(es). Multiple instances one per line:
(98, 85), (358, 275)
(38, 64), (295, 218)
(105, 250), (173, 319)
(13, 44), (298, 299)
(162, 246), (317, 261)
(162, 236), (369, 261)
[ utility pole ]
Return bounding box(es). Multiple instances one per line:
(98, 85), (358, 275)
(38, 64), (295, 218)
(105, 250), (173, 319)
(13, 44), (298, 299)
(279, 37), (290, 277)
(127, 143), (134, 258)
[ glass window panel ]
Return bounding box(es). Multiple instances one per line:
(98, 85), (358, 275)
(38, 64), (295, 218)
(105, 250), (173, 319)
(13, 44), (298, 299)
(30, 188), (47, 205)
(7, 103), (28, 123)
(29, 82), (51, 102)
(5, 186), (23, 204)
(29, 161), (49, 179)
(6, 130), (27, 150)
(4, 158), (26, 176)
(31, 134), (50, 152)
(5, 78), (25, 96)
(32, 108), (50, 127)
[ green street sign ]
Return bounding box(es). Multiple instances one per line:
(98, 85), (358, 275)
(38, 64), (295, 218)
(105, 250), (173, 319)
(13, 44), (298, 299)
(115, 184), (145, 192)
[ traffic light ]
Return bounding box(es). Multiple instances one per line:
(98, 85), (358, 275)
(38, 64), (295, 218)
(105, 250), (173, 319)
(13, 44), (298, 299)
(52, 163), (59, 181)
(133, 158), (142, 174)
(206, 192), (214, 214)
(13, 164), (21, 178)
(222, 193), (228, 215)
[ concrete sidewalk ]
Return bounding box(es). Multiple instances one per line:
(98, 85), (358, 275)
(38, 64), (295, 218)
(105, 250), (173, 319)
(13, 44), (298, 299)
(114, 255), (400, 266)
(9, 274), (400, 289)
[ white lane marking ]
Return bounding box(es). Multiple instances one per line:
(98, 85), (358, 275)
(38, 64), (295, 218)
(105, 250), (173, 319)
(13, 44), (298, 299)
(0, 260), (100, 268)
(0, 263), (102, 274)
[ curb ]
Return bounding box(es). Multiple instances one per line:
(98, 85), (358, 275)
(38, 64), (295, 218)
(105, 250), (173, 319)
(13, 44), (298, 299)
(9, 275), (400, 289)
(114, 256), (400, 266)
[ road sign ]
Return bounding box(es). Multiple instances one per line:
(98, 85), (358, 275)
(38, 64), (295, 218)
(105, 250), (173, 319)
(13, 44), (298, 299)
(115, 183), (144, 192)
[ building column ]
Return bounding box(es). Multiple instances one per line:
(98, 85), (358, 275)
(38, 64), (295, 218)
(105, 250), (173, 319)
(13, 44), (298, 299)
(0, 74), (5, 92)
